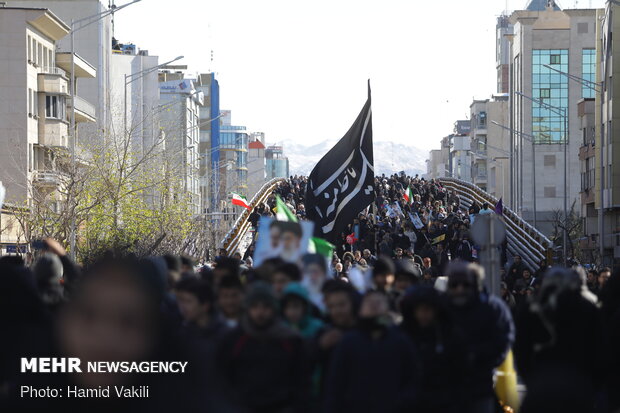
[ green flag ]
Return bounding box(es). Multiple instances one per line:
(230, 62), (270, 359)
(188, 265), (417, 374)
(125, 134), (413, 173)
(275, 195), (298, 222)
(309, 237), (335, 258)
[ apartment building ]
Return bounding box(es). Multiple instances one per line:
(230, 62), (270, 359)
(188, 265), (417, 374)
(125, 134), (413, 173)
(0, 6), (96, 205)
(0, 6), (96, 253)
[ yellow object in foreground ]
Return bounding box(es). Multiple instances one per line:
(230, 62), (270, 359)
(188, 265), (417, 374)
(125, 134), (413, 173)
(495, 349), (520, 412)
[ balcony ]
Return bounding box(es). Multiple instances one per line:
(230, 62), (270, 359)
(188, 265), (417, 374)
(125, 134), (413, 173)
(38, 118), (68, 147)
(68, 96), (96, 123)
(37, 67), (69, 95)
(55, 52), (96, 78)
(33, 170), (65, 189)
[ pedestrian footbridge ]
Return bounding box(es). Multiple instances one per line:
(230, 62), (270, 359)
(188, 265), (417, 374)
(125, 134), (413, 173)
(222, 178), (287, 256)
(438, 178), (553, 271)
(221, 177), (553, 271)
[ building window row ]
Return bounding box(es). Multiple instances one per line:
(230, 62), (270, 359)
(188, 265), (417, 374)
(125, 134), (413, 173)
(532, 49), (568, 144)
(27, 34), (54, 69)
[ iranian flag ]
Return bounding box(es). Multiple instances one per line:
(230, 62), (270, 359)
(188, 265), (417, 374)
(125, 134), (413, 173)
(403, 186), (414, 205)
(231, 192), (251, 209)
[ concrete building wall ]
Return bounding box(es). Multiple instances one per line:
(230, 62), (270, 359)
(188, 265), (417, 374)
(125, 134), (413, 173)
(425, 149), (448, 180)
(110, 51), (160, 156)
(0, 9), (35, 203)
(598, 4), (620, 262)
(510, 7), (597, 236)
(487, 98), (511, 204)
(247, 145), (265, 199)
(0, 8), (83, 207)
(159, 78), (203, 215)
(11, 0), (112, 130)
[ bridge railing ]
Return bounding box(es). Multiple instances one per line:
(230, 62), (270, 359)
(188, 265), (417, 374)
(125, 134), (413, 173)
(221, 178), (286, 255)
(438, 177), (553, 271)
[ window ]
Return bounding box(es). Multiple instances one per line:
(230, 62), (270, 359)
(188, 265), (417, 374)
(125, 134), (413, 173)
(582, 49), (596, 99)
(32, 38), (37, 64)
(45, 95), (66, 120)
(28, 88), (33, 115)
(27, 35), (32, 62)
(539, 88), (550, 98)
(544, 155), (556, 167)
(479, 111), (487, 127)
(544, 186), (557, 198)
(33, 91), (38, 117)
(37, 43), (42, 67)
(43, 46), (48, 68)
(550, 54), (561, 65)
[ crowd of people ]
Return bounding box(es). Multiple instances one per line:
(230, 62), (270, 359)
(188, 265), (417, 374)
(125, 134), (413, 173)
(1, 174), (620, 413)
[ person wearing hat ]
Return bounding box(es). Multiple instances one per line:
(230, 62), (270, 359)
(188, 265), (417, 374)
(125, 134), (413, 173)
(217, 281), (309, 412)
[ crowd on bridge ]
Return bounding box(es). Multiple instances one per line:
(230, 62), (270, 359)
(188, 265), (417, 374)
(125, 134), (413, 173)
(1, 174), (620, 413)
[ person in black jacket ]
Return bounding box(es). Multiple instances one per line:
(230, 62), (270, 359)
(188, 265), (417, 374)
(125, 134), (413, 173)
(218, 281), (309, 413)
(400, 286), (464, 413)
(514, 267), (608, 413)
(324, 291), (419, 413)
(316, 280), (360, 394)
(446, 261), (514, 413)
(175, 277), (230, 410)
(506, 255), (526, 291)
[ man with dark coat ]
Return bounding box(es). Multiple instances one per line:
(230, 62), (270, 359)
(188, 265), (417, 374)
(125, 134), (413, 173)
(315, 280), (359, 393)
(324, 291), (419, 413)
(514, 268), (608, 413)
(446, 261), (514, 413)
(218, 282), (309, 413)
(400, 286), (464, 413)
(175, 277), (230, 410)
(506, 255), (526, 291)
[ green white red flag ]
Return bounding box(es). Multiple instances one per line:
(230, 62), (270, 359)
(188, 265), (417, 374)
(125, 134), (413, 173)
(231, 192), (250, 209)
(403, 186), (414, 205)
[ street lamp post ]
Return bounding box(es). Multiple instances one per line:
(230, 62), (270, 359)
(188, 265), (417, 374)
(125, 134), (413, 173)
(68, 0), (142, 260)
(516, 91), (569, 265)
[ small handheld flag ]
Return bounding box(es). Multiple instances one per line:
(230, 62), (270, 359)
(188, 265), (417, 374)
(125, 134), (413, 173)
(432, 234), (446, 245)
(494, 198), (504, 216)
(275, 195), (298, 222)
(231, 192), (251, 209)
(403, 186), (414, 205)
(309, 237), (335, 258)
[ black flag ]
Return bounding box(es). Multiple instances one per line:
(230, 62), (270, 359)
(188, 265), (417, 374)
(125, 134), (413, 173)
(305, 81), (374, 243)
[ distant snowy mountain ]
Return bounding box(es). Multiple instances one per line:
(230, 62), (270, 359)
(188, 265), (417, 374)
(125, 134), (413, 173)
(279, 139), (427, 177)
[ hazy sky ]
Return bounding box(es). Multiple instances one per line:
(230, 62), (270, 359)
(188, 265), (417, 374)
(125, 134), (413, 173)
(114, 0), (607, 151)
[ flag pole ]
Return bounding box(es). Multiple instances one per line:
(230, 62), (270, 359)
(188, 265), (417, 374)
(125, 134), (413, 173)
(373, 189), (378, 256)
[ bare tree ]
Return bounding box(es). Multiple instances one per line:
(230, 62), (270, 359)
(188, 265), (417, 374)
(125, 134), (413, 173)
(550, 200), (583, 264)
